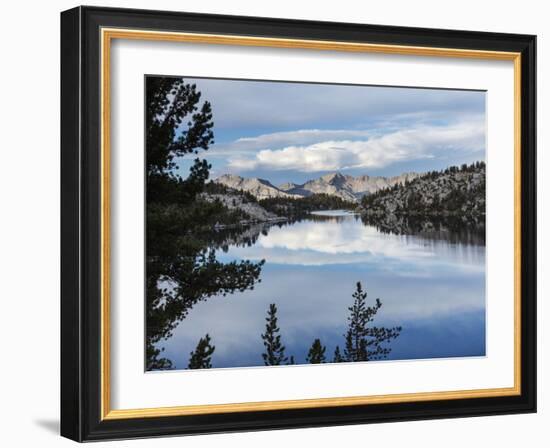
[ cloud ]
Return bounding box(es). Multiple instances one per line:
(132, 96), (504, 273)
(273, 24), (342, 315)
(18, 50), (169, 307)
(170, 77), (486, 177)
(217, 218), (485, 274)
(236, 129), (373, 147)
(227, 119), (485, 172)
(204, 129), (374, 159)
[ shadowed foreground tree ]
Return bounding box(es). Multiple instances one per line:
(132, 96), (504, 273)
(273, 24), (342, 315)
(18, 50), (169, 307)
(188, 334), (216, 369)
(257, 282), (400, 367)
(261, 303), (290, 366)
(306, 339), (326, 364)
(146, 77), (264, 370)
(343, 282), (402, 362)
(332, 345), (344, 363)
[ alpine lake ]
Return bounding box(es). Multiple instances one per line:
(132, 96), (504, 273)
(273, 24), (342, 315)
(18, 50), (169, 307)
(156, 210), (486, 369)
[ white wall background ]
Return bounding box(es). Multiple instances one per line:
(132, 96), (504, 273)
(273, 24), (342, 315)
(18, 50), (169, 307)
(0, 0), (546, 446)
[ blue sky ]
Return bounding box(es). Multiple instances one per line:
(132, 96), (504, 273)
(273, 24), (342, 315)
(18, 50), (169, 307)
(173, 77), (486, 185)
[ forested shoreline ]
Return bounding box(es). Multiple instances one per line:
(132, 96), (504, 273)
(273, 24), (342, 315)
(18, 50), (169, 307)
(202, 162), (486, 225)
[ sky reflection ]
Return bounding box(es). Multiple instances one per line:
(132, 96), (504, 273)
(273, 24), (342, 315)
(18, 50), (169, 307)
(218, 216), (485, 274)
(158, 214), (486, 369)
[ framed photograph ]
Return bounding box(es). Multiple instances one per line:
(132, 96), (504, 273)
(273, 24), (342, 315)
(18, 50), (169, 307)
(60, 6), (536, 442)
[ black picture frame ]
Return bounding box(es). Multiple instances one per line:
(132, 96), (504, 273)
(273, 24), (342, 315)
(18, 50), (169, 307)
(61, 5), (536, 442)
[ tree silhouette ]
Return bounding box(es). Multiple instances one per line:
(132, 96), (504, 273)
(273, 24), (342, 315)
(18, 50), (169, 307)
(343, 329), (355, 362)
(188, 334), (215, 369)
(145, 77), (264, 370)
(261, 303), (289, 366)
(306, 339), (326, 364)
(332, 345), (344, 363)
(343, 282), (402, 362)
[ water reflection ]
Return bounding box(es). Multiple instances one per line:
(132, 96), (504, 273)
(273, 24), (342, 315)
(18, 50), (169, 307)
(361, 213), (486, 246)
(157, 212), (486, 369)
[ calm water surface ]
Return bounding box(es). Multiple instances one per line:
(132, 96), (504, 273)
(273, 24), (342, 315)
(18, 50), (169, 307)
(157, 211), (486, 369)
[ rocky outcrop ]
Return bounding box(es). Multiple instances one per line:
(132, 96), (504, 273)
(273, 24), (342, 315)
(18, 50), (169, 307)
(360, 163), (486, 217)
(199, 192), (286, 224)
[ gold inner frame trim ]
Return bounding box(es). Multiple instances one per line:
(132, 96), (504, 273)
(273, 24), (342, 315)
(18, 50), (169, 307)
(100, 27), (522, 420)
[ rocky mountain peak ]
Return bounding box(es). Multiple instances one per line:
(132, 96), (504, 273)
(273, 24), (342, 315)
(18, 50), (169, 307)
(216, 173), (244, 183)
(214, 174), (301, 200)
(320, 172), (348, 184)
(215, 170), (422, 203)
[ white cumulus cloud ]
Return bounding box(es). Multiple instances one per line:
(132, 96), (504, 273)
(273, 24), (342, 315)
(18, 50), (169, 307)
(227, 119), (485, 172)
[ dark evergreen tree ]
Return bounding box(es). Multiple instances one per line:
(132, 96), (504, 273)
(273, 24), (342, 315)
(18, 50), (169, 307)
(145, 77), (265, 370)
(343, 282), (402, 362)
(306, 339), (327, 364)
(147, 346), (173, 370)
(343, 327), (355, 362)
(332, 345), (344, 363)
(261, 303), (288, 366)
(188, 334), (215, 369)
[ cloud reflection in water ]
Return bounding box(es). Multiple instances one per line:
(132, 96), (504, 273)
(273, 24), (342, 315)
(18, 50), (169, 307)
(159, 214), (485, 369)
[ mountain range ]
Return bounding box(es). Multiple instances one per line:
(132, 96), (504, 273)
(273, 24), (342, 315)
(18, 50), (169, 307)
(214, 172), (421, 203)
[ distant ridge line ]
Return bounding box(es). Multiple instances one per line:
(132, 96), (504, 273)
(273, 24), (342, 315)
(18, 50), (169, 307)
(214, 171), (422, 203)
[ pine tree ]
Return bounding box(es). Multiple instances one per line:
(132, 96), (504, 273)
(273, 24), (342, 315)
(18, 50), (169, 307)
(306, 339), (326, 364)
(343, 282), (402, 362)
(145, 77), (265, 370)
(261, 303), (288, 365)
(188, 334), (215, 369)
(343, 327), (355, 361)
(332, 345), (344, 363)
